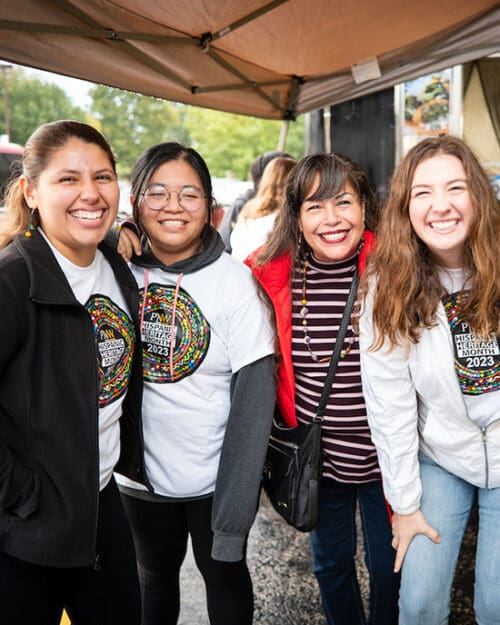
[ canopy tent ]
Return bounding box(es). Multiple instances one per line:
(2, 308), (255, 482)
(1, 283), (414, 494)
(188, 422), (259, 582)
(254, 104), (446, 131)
(0, 0), (499, 120)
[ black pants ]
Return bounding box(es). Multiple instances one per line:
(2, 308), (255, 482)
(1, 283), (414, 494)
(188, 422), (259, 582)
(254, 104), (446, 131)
(121, 493), (253, 625)
(0, 478), (140, 625)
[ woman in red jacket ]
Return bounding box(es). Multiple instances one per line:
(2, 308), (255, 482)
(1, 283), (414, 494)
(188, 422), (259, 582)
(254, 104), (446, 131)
(246, 153), (399, 625)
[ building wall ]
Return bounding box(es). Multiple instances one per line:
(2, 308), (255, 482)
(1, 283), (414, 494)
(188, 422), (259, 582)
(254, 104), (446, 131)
(463, 65), (500, 175)
(329, 88), (395, 202)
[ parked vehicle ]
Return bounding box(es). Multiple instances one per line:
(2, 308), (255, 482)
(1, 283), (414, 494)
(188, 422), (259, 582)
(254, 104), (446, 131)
(0, 140), (23, 206)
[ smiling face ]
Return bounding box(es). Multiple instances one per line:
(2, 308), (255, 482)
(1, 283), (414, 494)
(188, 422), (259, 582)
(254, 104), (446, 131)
(409, 154), (473, 268)
(139, 159), (209, 265)
(21, 137), (119, 266)
(298, 177), (365, 262)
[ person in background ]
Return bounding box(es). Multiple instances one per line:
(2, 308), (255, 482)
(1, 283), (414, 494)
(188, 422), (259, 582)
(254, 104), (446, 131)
(210, 200), (225, 230)
(230, 156), (296, 261)
(246, 153), (400, 625)
(115, 142), (276, 625)
(0, 120), (147, 625)
(219, 149), (291, 252)
(359, 135), (500, 625)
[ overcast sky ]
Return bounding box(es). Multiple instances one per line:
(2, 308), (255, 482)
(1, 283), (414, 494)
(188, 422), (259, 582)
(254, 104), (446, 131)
(13, 64), (93, 108)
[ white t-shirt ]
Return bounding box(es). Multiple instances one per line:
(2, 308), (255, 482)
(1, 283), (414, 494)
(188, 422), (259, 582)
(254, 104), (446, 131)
(43, 232), (135, 490)
(117, 252), (275, 498)
(230, 213), (277, 262)
(440, 267), (499, 428)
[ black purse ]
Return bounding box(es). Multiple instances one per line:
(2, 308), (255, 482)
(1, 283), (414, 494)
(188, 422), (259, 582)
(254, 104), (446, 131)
(262, 269), (359, 532)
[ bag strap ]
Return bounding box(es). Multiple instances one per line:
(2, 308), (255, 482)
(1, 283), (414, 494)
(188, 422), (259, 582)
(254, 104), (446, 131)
(314, 267), (359, 421)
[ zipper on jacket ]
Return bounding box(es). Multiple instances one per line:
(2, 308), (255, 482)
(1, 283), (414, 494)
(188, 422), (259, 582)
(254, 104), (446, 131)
(481, 427), (489, 488)
(86, 312), (101, 569)
(480, 418), (500, 490)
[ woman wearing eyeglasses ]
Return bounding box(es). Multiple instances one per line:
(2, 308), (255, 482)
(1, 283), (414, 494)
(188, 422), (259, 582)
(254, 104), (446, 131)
(115, 142), (276, 625)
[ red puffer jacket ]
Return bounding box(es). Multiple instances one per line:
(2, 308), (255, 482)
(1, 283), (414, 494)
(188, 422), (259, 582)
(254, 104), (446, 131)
(246, 230), (376, 426)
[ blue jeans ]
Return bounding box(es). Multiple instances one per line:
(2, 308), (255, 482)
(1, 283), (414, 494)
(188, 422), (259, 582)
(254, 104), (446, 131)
(310, 478), (399, 625)
(399, 453), (500, 625)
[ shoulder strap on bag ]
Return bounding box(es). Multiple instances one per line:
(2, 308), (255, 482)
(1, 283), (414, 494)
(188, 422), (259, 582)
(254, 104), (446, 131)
(315, 267), (359, 421)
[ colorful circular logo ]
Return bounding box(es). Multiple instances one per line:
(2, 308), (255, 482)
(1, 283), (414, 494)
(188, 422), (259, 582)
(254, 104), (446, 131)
(443, 292), (499, 395)
(86, 295), (135, 407)
(140, 283), (210, 383)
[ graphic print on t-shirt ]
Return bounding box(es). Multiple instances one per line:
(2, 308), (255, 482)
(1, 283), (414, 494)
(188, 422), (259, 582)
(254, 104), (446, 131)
(140, 282), (210, 383)
(443, 291), (499, 395)
(86, 295), (135, 407)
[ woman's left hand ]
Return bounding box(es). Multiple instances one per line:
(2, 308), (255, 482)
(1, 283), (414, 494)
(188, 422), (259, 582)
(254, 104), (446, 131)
(117, 226), (142, 261)
(391, 510), (441, 573)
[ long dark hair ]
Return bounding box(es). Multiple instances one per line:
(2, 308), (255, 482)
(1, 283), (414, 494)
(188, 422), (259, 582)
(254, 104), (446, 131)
(130, 142), (214, 247)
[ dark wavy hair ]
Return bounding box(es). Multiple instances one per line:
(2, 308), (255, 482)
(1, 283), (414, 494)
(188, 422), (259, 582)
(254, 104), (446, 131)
(256, 152), (378, 266)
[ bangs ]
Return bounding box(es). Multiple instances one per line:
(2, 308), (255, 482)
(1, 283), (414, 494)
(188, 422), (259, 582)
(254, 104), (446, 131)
(300, 162), (350, 202)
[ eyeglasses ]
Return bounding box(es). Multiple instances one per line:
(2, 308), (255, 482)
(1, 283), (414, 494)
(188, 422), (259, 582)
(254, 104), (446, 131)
(141, 183), (207, 212)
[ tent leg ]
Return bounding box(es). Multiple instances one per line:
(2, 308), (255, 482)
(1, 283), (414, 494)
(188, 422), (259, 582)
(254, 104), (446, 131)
(324, 108), (331, 153)
(277, 119), (289, 151)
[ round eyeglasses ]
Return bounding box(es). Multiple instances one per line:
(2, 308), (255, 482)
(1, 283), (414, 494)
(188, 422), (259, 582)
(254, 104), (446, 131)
(142, 183), (207, 212)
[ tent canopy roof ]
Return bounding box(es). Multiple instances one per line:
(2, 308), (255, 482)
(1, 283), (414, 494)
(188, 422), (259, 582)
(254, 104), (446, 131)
(1, 0), (499, 119)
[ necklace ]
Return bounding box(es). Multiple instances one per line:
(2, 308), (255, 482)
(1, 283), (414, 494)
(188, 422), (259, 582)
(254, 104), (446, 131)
(299, 259), (355, 363)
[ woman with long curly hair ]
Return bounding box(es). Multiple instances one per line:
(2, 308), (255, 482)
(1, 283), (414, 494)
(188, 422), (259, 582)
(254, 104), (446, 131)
(359, 135), (500, 625)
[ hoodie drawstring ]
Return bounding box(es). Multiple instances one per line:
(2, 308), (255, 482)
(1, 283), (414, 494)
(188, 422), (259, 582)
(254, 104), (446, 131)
(169, 272), (183, 380)
(139, 268), (149, 340)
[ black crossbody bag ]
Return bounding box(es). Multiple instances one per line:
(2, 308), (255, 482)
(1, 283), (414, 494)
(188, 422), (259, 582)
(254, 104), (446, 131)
(262, 268), (359, 531)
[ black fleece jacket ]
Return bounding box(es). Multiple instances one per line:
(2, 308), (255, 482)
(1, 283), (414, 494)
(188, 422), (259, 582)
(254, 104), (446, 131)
(0, 233), (149, 567)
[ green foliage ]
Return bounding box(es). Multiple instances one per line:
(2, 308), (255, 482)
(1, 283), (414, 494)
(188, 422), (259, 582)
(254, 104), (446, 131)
(285, 117), (306, 161)
(0, 68), (86, 145)
(422, 76), (449, 102)
(183, 107), (305, 179)
(88, 86), (188, 177)
(405, 95), (420, 121)
(1, 67), (305, 181)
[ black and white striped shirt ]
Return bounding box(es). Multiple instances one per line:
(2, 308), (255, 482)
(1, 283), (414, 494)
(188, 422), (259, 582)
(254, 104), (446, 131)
(292, 252), (380, 483)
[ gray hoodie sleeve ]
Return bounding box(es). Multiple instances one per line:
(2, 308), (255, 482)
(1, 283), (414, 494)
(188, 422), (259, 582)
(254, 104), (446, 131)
(211, 354), (276, 562)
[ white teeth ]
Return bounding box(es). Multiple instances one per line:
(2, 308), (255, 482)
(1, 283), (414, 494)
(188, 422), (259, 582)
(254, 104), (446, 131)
(71, 210), (104, 221)
(161, 220), (185, 226)
(430, 220), (458, 232)
(321, 231), (347, 242)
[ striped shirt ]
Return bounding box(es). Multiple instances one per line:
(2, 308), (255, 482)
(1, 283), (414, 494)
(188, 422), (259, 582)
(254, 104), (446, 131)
(292, 252), (380, 483)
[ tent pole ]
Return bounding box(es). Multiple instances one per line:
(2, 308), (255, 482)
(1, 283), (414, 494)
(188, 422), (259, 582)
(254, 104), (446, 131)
(324, 108), (331, 153)
(277, 119), (289, 151)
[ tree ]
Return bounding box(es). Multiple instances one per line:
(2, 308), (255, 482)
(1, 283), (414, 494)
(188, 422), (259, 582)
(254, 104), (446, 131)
(183, 107), (305, 179)
(88, 86), (188, 177)
(0, 67), (306, 182)
(0, 68), (86, 145)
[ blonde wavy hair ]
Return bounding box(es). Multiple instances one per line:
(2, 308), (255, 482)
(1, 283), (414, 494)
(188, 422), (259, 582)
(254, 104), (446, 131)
(366, 135), (500, 350)
(237, 156), (296, 221)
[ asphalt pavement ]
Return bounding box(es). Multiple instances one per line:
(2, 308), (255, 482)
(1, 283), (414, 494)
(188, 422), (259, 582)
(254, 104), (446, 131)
(178, 494), (477, 625)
